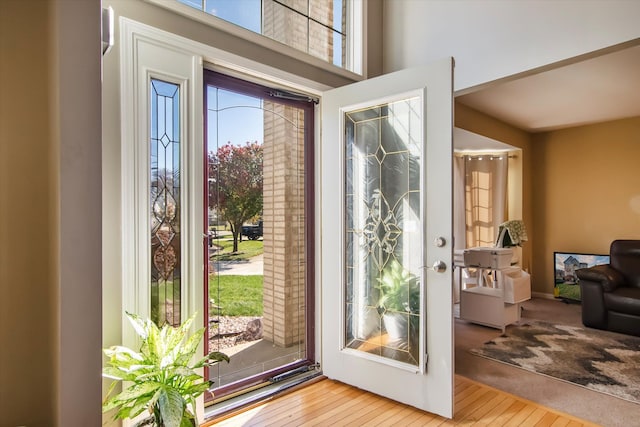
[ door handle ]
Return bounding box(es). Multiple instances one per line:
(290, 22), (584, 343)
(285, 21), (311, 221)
(432, 260), (447, 273)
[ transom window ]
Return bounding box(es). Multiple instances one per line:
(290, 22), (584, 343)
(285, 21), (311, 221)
(174, 0), (358, 72)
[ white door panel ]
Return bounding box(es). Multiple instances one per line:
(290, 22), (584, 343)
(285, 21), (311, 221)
(321, 58), (453, 418)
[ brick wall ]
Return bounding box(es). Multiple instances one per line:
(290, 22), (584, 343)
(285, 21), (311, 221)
(263, 0), (337, 64)
(262, 101), (306, 347)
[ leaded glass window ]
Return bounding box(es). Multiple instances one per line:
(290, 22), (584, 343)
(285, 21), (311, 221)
(150, 79), (181, 327)
(344, 96), (422, 367)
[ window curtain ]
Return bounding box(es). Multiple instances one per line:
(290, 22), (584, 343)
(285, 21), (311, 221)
(453, 154), (508, 249)
(453, 156), (466, 251)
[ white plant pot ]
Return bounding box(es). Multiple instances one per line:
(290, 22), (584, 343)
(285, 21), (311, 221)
(383, 312), (409, 349)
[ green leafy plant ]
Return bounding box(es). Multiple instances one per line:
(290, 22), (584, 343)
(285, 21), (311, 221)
(375, 259), (420, 314)
(102, 312), (229, 427)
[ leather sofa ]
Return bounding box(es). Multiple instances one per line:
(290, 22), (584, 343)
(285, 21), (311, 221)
(576, 240), (640, 337)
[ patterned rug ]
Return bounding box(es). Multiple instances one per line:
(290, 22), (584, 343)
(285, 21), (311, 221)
(469, 321), (640, 404)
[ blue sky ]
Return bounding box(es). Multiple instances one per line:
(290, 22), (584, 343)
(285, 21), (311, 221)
(207, 87), (263, 150)
(178, 0), (261, 33)
(554, 253), (610, 270)
(206, 0), (262, 33)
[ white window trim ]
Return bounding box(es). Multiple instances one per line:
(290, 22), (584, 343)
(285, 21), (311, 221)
(144, 0), (365, 78)
(347, 0), (364, 75)
(120, 18), (204, 342)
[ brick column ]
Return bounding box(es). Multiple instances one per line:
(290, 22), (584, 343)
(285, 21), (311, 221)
(261, 0), (336, 347)
(262, 102), (306, 347)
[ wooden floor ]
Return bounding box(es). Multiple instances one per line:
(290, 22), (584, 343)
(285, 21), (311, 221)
(206, 375), (599, 426)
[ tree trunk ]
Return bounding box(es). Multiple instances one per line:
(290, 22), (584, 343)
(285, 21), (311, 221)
(231, 221), (243, 253)
(232, 232), (239, 253)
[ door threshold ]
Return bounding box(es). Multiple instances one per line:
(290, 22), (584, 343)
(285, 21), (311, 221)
(203, 369), (324, 424)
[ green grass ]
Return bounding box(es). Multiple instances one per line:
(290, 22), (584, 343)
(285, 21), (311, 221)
(209, 275), (263, 316)
(211, 237), (263, 261)
(556, 282), (581, 301)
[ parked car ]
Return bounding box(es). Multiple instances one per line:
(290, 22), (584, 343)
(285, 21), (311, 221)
(241, 220), (263, 240)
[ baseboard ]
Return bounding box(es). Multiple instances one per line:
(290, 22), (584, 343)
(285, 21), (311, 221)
(531, 291), (556, 300)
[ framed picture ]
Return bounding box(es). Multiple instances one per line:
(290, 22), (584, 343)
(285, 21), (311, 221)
(554, 252), (610, 302)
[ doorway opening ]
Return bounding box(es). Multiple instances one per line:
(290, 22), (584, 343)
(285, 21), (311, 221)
(452, 127), (525, 311)
(203, 70), (317, 407)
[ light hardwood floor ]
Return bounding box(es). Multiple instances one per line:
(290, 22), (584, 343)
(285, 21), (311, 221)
(206, 375), (598, 426)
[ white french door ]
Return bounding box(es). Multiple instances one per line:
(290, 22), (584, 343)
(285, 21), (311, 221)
(321, 58), (454, 418)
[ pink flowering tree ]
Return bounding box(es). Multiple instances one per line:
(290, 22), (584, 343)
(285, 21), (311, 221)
(208, 142), (263, 252)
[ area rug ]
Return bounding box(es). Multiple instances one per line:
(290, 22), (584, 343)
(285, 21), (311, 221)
(469, 321), (640, 404)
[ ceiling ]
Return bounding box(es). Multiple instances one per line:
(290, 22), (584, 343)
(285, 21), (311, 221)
(453, 127), (515, 152)
(455, 42), (640, 134)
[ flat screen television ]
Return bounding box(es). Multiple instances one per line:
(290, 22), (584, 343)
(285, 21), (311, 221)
(554, 252), (610, 302)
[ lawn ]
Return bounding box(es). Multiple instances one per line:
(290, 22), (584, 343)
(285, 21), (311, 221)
(209, 274), (263, 316)
(555, 281), (581, 301)
(211, 235), (263, 261)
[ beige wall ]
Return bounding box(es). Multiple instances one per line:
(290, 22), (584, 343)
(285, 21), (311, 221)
(531, 117), (640, 295)
(0, 0), (102, 425)
(0, 2), (57, 423)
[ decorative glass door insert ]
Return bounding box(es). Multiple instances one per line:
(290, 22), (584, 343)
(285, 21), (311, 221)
(344, 95), (423, 368)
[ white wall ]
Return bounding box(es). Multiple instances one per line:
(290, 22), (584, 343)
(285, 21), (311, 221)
(383, 0), (640, 91)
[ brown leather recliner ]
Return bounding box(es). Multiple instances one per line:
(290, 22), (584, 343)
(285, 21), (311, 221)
(576, 240), (640, 337)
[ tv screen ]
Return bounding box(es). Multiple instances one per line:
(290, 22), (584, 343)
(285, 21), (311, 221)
(554, 252), (609, 302)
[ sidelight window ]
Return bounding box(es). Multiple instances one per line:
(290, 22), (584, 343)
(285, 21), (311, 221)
(150, 79), (182, 327)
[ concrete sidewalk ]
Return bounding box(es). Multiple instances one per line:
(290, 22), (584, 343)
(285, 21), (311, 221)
(213, 254), (263, 275)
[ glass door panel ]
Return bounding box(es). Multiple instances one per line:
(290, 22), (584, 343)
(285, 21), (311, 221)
(204, 71), (315, 400)
(344, 97), (423, 367)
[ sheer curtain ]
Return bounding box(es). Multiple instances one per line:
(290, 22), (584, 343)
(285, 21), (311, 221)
(453, 156), (467, 252)
(453, 154), (508, 249)
(453, 154), (508, 303)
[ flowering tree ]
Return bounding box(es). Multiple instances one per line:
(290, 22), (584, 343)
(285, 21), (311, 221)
(208, 142), (263, 252)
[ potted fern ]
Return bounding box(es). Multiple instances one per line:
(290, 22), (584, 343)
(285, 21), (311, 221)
(102, 312), (229, 427)
(375, 259), (420, 347)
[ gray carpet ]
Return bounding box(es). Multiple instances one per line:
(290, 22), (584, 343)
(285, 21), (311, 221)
(455, 298), (640, 427)
(470, 320), (640, 404)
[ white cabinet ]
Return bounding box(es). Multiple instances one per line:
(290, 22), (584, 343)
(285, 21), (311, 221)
(459, 266), (531, 332)
(498, 268), (531, 304)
